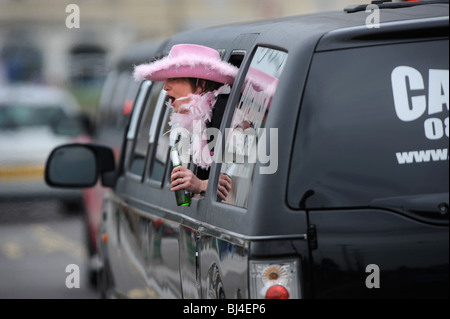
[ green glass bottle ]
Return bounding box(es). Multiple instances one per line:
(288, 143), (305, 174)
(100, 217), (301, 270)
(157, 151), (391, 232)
(225, 161), (237, 179)
(171, 147), (192, 206)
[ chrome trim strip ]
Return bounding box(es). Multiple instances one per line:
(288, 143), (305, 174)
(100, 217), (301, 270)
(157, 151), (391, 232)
(333, 16), (448, 34)
(120, 194), (308, 243)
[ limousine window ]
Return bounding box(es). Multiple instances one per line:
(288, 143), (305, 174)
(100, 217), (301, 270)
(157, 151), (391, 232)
(218, 46), (287, 208)
(104, 71), (131, 128)
(149, 49), (247, 192)
(229, 50), (245, 68)
(128, 81), (165, 176)
(150, 101), (171, 182)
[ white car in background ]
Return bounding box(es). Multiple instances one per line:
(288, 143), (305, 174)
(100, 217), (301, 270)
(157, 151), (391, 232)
(0, 83), (91, 212)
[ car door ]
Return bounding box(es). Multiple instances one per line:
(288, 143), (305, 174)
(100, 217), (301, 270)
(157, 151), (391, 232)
(105, 79), (185, 298)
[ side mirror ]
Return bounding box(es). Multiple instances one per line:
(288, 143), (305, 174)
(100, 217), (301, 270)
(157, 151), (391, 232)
(45, 143), (115, 188)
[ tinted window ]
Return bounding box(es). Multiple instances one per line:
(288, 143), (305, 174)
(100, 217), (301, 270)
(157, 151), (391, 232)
(129, 81), (165, 176)
(218, 47), (287, 208)
(150, 104), (171, 182)
(288, 40), (449, 209)
(121, 80), (141, 124)
(101, 72), (132, 128)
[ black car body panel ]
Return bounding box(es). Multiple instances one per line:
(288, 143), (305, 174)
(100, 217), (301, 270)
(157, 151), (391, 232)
(45, 2), (449, 299)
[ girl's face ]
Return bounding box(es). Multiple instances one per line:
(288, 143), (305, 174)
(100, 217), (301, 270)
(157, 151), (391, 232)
(164, 78), (198, 113)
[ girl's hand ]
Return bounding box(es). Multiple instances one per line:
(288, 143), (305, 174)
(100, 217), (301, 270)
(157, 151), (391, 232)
(171, 166), (206, 194)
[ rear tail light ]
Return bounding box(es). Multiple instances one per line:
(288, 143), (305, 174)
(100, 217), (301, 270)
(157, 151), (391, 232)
(249, 259), (300, 299)
(265, 285), (290, 299)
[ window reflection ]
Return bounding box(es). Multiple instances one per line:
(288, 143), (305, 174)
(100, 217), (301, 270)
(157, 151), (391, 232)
(219, 47), (287, 208)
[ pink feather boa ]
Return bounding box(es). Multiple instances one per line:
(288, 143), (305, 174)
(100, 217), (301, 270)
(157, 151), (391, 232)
(168, 84), (231, 169)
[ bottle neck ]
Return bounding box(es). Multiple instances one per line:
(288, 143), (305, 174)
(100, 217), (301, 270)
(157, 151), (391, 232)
(171, 147), (181, 166)
(225, 162), (237, 178)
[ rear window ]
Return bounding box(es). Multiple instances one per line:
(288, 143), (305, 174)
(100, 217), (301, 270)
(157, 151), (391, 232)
(288, 39), (449, 209)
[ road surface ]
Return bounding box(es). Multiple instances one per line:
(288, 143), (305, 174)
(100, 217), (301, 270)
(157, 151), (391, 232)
(0, 199), (99, 299)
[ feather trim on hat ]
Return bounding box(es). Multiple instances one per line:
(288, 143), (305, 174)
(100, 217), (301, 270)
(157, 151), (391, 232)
(133, 55), (238, 84)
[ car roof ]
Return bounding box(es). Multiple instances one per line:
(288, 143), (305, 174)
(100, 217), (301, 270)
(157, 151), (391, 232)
(163, 2), (448, 54)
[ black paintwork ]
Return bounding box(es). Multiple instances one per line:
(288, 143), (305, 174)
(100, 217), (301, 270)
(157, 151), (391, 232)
(45, 2), (449, 299)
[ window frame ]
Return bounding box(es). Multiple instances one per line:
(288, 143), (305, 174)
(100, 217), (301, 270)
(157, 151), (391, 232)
(123, 79), (153, 180)
(212, 45), (288, 209)
(144, 88), (173, 188)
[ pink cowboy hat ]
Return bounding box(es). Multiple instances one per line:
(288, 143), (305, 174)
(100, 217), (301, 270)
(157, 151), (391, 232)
(133, 44), (239, 85)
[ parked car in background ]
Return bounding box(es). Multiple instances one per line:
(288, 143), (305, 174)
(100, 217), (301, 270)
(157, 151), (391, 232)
(82, 38), (166, 286)
(46, 0), (448, 299)
(0, 83), (90, 211)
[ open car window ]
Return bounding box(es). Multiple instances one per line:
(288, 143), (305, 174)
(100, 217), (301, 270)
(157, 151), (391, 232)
(218, 47), (288, 208)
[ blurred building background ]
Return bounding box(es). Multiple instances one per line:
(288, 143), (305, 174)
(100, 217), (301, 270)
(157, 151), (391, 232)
(0, 0), (373, 109)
